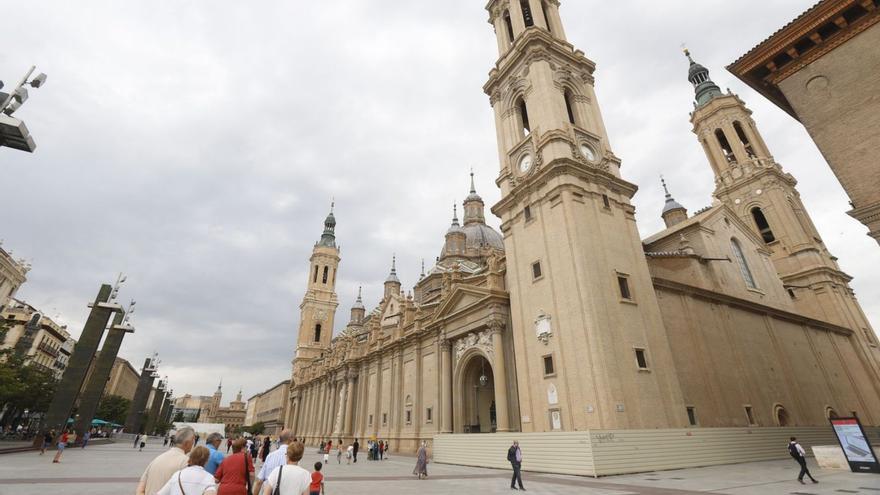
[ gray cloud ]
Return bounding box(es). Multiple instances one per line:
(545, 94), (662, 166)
(3, 0), (878, 399)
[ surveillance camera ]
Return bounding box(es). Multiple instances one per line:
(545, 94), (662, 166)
(13, 87), (28, 104)
(29, 73), (47, 88)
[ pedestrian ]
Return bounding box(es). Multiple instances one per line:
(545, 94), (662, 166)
(40, 429), (55, 455)
(378, 440), (384, 460)
(352, 439), (359, 463)
(226, 437), (233, 454)
(140, 438), (147, 451)
(136, 426), (195, 495)
(337, 442), (343, 464)
(384, 440), (390, 459)
(309, 462), (324, 495)
(82, 430), (91, 449)
(413, 441), (429, 479)
(260, 436), (271, 463)
(215, 438), (255, 495)
(249, 437), (258, 460)
(52, 430), (69, 463)
(205, 432), (226, 476)
(323, 440), (330, 466)
(164, 435), (169, 447)
(135, 432), (142, 448)
(788, 437), (818, 485)
(507, 440), (525, 491)
(261, 441), (311, 495)
(346, 444), (352, 465)
(254, 429), (294, 495)
(156, 445), (217, 495)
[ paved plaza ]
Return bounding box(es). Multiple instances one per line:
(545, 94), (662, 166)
(0, 440), (878, 494)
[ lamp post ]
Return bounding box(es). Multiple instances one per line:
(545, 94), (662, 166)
(0, 66), (48, 152)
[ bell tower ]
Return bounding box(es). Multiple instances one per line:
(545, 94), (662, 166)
(293, 204), (340, 376)
(686, 51), (880, 369)
(485, 0), (687, 431)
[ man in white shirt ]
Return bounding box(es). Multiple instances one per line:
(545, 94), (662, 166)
(157, 445), (217, 495)
(254, 429), (293, 494)
(262, 441), (310, 495)
(788, 437), (818, 484)
(137, 427), (196, 495)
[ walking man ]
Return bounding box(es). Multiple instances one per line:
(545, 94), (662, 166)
(353, 439), (359, 463)
(507, 440), (525, 491)
(789, 437), (818, 484)
(254, 429), (294, 495)
(136, 426), (195, 495)
(134, 432), (141, 448)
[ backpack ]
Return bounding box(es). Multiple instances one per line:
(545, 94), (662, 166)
(788, 442), (800, 459)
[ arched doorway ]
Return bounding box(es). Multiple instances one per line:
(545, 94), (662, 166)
(775, 405), (790, 426)
(456, 353), (496, 433)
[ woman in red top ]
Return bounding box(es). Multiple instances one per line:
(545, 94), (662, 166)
(52, 430), (69, 463)
(214, 438), (255, 495)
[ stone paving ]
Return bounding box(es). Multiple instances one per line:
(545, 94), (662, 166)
(0, 440), (878, 494)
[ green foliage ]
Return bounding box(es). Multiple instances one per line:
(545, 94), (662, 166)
(246, 422), (265, 435)
(173, 411), (185, 422)
(95, 395), (131, 425)
(155, 419), (172, 436)
(0, 348), (58, 416)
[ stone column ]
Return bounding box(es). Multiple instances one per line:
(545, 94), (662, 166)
(543, 0), (567, 39)
(317, 381), (328, 440)
(42, 284), (116, 436)
(527, 0), (548, 30)
(509, 0), (527, 36)
(489, 319), (511, 432)
(440, 339), (453, 433)
(74, 309), (131, 436)
(125, 357), (156, 433)
(343, 371), (355, 436)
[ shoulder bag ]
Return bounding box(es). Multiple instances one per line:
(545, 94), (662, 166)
(177, 471), (187, 495)
(272, 466), (283, 495)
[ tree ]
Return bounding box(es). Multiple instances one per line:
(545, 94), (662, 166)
(95, 395), (131, 425)
(247, 422), (265, 435)
(173, 411), (184, 422)
(0, 348), (58, 426)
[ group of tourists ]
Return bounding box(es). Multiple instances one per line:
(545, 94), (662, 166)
(137, 428), (327, 495)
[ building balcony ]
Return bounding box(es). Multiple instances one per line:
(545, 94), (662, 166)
(37, 341), (60, 358)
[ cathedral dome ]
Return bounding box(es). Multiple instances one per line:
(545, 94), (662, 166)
(461, 222), (504, 251)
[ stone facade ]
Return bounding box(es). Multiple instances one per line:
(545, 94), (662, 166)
(284, 0), (880, 453)
(245, 380), (290, 435)
(1, 298), (73, 379)
(104, 358), (140, 402)
(198, 385), (246, 434)
(727, 0), (880, 246)
(0, 244), (28, 310)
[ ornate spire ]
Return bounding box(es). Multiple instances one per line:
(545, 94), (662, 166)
(661, 175), (686, 214)
(420, 258), (426, 279)
(353, 286), (365, 309)
(465, 169), (482, 203)
(386, 254), (401, 284)
(216, 378), (222, 394)
(318, 200), (337, 248)
(684, 48), (722, 108)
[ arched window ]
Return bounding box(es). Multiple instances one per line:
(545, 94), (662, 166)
(314, 324), (322, 342)
(826, 407), (839, 419)
(503, 11), (514, 44)
(775, 405), (790, 426)
(733, 121), (756, 158)
(313, 265), (319, 284)
(564, 89), (576, 125)
(730, 238), (757, 289)
(751, 207), (776, 243)
(520, 0), (534, 27)
(322, 266), (329, 284)
(516, 97), (531, 136)
(715, 129), (737, 163)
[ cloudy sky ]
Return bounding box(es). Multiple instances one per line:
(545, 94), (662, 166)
(3, 0), (879, 403)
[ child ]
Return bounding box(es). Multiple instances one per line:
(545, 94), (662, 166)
(337, 443), (343, 464)
(310, 461), (324, 495)
(346, 444), (353, 464)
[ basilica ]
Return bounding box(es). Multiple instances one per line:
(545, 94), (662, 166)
(283, 0), (880, 456)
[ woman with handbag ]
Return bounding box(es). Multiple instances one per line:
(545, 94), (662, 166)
(157, 446), (217, 495)
(215, 438), (255, 495)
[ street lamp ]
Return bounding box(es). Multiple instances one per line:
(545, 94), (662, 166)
(0, 66), (48, 152)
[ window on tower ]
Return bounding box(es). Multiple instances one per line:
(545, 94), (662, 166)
(314, 324), (322, 342)
(520, 0), (534, 27)
(564, 89), (576, 125)
(313, 265), (319, 284)
(503, 10), (514, 44)
(715, 129), (737, 164)
(750, 207), (776, 243)
(322, 266), (329, 284)
(517, 97), (531, 137)
(730, 238), (757, 289)
(733, 121), (757, 158)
